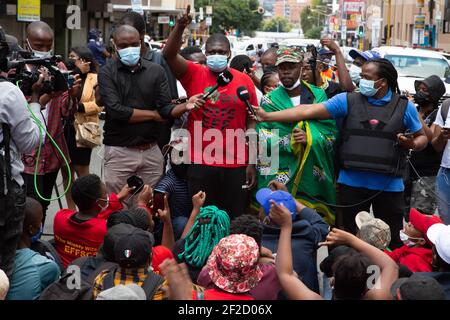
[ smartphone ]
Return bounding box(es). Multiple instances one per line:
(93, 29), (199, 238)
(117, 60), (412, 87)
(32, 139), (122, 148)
(153, 189), (166, 213)
(403, 132), (415, 138)
(127, 175), (144, 193)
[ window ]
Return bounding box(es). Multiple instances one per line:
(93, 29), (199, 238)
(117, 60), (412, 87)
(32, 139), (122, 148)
(384, 54), (450, 78)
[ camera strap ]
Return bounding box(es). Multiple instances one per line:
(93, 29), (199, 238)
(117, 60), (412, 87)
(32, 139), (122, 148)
(0, 122), (13, 225)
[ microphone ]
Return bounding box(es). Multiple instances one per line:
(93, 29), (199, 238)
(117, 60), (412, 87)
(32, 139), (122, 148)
(202, 69), (233, 100)
(236, 86), (259, 121)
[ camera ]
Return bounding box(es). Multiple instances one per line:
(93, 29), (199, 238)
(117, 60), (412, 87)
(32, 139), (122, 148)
(0, 25), (71, 96)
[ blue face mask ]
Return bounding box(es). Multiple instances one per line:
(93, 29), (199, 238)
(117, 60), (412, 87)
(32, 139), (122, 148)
(31, 224), (43, 244)
(359, 78), (382, 97)
(117, 46), (141, 67)
(206, 54), (228, 73)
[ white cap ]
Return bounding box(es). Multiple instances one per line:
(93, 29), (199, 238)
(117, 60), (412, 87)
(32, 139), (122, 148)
(96, 284), (146, 300)
(427, 223), (450, 264)
(0, 269), (9, 300)
(355, 211), (372, 229)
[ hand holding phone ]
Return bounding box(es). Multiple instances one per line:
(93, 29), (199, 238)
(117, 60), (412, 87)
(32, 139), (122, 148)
(152, 189), (167, 213)
(127, 175), (144, 193)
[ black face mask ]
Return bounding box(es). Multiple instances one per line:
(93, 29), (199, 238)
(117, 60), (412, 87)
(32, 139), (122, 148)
(414, 91), (432, 106)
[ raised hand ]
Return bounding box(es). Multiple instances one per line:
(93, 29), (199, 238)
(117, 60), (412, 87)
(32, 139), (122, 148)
(177, 5), (192, 29)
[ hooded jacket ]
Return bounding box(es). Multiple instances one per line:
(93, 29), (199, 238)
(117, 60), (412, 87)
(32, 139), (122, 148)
(262, 207), (329, 293)
(386, 246), (433, 272)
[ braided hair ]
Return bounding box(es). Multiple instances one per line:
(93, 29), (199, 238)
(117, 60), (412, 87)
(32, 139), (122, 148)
(179, 205), (230, 268)
(365, 58), (400, 94)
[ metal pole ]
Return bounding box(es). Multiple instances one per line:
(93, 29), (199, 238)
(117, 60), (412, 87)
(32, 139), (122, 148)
(387, 0), (391, 45)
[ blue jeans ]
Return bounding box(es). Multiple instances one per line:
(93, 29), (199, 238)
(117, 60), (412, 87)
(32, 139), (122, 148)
(437, 167), (450, 224)
(172, 216), (189, 240)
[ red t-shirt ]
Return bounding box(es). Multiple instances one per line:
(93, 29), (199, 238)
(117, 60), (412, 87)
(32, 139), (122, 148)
(179, 62), (258, 167)
(53, 193), (123, 268)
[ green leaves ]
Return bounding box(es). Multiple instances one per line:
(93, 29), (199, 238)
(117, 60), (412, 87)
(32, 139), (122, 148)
(195, 0), (263, 36)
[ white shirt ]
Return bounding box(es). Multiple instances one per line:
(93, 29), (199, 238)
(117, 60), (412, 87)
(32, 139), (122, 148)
(0, 82), (44, 186)
(435, 104), (450, 168)
(290, 96), (301, 107)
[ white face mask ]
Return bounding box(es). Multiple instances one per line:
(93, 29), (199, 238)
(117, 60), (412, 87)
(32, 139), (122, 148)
(280, 79), (301, 91)
(27, 39), (52, 59)
(399, 230), (424, 247)
(349, 64), (362, 84)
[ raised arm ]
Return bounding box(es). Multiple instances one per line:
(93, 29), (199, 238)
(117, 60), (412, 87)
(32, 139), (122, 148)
(321, 38), (355, 92)
(270, 202), (323, 300)
(162, 6), (192, 79)
(181, 191), (206, 239)
(320, 228), (398, 300)
(256, 102), (332, 123)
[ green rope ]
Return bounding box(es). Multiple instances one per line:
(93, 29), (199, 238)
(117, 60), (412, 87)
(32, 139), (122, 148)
(16, 81), (72, 202)
(179, 205), (230, 268)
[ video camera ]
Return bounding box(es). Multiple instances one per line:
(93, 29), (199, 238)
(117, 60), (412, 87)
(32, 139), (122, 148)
(0, 25), (72, 96)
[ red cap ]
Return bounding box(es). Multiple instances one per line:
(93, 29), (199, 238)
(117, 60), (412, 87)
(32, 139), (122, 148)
(409, 208), (443, 245)
(151, 245), (174, 274)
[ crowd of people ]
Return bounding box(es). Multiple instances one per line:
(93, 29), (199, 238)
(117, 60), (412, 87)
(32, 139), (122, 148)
(1, 6), (450, 301)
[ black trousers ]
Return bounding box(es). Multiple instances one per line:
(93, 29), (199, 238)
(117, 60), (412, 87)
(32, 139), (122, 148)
(187, 165), (247, 220)
(23, 170), (59, 226)
(0, 181), (26, 277)
(339, 184), (405, 249)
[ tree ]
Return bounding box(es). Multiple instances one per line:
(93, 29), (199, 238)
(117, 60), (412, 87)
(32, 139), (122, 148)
(195, 0), (263, 36)
(300, 0), (326, 36)
(305, 26), (322, 39)
(261, 17), (292, 33)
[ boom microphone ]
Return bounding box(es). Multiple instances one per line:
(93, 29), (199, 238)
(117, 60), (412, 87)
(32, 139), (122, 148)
(202, 69), (233, 100)
(236, 86), (258, 121)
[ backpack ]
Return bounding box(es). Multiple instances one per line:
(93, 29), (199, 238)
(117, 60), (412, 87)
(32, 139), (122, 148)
(39, 259), (118, 300)
(39, 259), (164, 300)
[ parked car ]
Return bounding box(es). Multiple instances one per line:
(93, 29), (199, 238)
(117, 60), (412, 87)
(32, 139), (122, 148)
(376, 46), (450, 101)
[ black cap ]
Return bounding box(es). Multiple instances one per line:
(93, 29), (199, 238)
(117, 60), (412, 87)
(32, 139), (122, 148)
(390, 273), (446, 300)
(103, 223), (154, 268)
(414, 75), (446, 103)
(320, 245), (353, 278)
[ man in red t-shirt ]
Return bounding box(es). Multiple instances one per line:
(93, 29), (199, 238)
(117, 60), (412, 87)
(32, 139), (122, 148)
(163, 7), (258, 219)
(53, 174), (146, 268)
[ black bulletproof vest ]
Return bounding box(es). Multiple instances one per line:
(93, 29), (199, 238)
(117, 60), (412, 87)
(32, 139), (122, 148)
(340, 92), (408, 177)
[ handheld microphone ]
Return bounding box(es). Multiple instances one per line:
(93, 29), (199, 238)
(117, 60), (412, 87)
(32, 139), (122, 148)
(202, 69), (233, 100)
(236, 86), (259, 121)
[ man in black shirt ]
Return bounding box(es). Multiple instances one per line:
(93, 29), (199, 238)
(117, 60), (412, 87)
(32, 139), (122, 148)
(98, 25), (199, 200)
(405, 75), (445, 217)
(118, 12), (178, 150)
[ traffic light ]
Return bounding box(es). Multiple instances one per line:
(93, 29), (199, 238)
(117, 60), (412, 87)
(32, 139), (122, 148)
(358, 25), (364, 37)
(169, 17), (175, 27)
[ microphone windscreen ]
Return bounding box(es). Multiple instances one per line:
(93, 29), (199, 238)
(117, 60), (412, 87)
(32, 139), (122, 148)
(217, 69), (233, 87)
(236, 86), (250, 101)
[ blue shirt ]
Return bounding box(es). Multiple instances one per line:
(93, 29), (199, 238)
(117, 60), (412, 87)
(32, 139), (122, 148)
(6, 248), (60, 300)
(155, 169), (192, 218)
(324, 90), (422, 192)
(88, 39), (106, 66)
